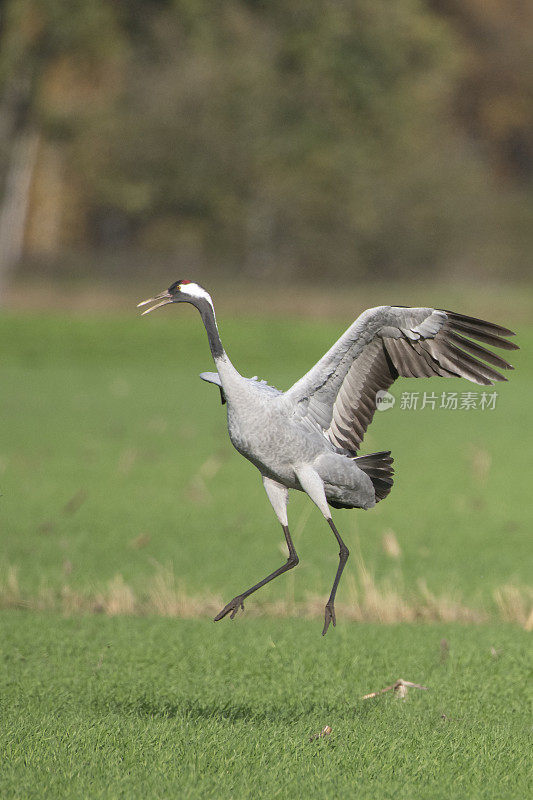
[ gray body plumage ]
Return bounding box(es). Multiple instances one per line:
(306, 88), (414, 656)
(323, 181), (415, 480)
(222, 374), (375, 509)
(139, 281), (517, 633)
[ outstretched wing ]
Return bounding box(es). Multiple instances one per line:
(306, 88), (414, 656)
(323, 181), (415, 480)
(284, 306), (518, 454)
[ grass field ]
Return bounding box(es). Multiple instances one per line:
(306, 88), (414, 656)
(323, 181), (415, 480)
(0, 300), (531, 797)
(1, 614), (531, 799)
(0, 309), (530, 616)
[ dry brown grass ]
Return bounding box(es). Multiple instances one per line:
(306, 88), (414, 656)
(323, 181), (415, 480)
(493, 584), (533, 630)
(5, 276), (533, 323)
(1, 560), (531, 628)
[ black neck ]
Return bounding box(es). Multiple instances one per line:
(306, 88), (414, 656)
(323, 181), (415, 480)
(195, 298), (224, 360)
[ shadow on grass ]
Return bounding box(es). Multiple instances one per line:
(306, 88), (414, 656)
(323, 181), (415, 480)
(93, 692), (383, 725)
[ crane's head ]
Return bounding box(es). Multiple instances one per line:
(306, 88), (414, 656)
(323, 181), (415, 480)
(137, 280), (212, 315)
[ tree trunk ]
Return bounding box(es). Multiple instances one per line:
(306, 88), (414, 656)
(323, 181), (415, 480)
(0, 128), (39, 303)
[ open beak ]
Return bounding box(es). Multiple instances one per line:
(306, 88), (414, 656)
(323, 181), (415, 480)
(137, 290), (173, 315)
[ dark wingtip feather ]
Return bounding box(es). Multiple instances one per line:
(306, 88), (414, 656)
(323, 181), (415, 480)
(442, 310), (517, 338)
(445, 341), (510, 384)
(442, 312), (519, 351)
(447, 331), (515, 370)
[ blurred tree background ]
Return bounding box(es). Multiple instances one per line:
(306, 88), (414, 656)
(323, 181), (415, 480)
(0, 0), (531, 292)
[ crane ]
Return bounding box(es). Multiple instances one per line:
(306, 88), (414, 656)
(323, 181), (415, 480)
(138, 280), (518, 634)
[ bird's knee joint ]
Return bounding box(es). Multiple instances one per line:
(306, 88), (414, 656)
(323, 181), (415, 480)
(289, 554), (299, 567)
(340, 546), (349, 560)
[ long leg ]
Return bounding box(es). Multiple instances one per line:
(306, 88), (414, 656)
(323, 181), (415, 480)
(322, 518), (349, 635)
(214, 476), (299, 622)
(295, 467), (349, 635)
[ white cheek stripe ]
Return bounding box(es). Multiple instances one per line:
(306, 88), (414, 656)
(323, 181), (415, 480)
(181, 282), (210, 301)
(181, 283), (216, 318)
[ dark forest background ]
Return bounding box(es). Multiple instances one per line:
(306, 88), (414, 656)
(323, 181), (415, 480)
(0, 0), (532, 293)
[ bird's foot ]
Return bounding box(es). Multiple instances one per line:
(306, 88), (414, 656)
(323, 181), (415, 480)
(214, 596), (245, 622)
(322, 603), (336, 636)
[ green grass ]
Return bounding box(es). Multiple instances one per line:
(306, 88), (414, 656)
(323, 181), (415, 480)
(0, 311), (530, 612)
(0, 308), (531, 798)
(1, 613), (531, 799)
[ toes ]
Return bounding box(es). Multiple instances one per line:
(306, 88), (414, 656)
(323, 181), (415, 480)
(230, 599), (245, 619)
(322, 605), (336, 636)
(213, 606), (228, 622)
(214, 598), (244, 622)
(214, 602), (232, 622)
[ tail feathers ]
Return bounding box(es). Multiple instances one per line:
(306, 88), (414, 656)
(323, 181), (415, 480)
(354, 450), (394, 502)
